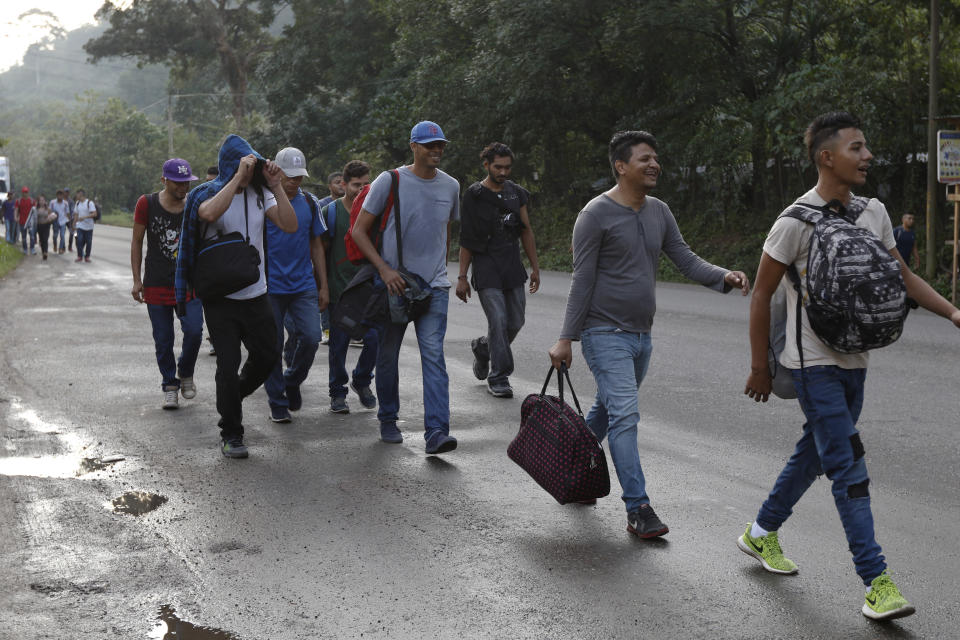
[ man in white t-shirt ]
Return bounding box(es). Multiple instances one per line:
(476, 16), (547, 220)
(50, 190), (70, 254)
(193, 139), (298, 458)
(73, 189), (97, 262)
(742, 111), (960, 621)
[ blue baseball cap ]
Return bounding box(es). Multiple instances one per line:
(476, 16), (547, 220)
(410, 121), (448, 144)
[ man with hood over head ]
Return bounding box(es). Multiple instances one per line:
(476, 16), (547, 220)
(175, 135), (298, 458)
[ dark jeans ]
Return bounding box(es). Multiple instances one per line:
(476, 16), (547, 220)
(20, 223), (35, 252)
(756, 365), (885, 585)
(328, 303), (379, 399)
(37, 223), (51, 255)
(76, 228), (93, 258)
(67, 222), (75, 251)
(147, 299), (204, 389)
(475, 285), (526, 385)
(264, 289), (323, 410)
(203, 294), (278, 439)
(52, 221), (65, 251)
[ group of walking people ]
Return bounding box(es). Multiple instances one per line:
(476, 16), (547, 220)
(129, 113), (960, 623)
(2, 186), (99, 261)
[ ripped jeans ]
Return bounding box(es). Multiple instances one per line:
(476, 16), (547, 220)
(756, 365), (885, 584)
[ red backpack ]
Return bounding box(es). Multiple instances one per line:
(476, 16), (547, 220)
(344, 169), (399, 265)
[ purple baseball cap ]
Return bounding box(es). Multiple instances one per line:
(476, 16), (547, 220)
(410, 121), (448, 144)
(162, 158), (198, 182)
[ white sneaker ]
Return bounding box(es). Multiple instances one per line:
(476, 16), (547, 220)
(162, 386), (179, 410)
(180, 377), (196, 399)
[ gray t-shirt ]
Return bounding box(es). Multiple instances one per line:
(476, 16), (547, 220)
(559, 194), (728, 339)
(363, 166), (460, 288)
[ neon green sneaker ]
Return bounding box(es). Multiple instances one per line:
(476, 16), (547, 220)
(862, 571), (915, 621)
(737, 524), (799, 574)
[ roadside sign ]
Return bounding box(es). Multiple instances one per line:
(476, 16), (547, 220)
(937, 130), (960, 183)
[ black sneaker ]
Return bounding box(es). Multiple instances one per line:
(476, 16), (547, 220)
(270, 406), (292, 423)
(350, 380), (377, 409)
(221, 438), (248, 459)
(286, 385), (302, 411)
(471, 337), (489, 380)
(487, 380), (513, 398)
(330, 396), (349, 414)
(627, 504), (669, 539)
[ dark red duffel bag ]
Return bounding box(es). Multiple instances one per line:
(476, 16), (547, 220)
(507, 365), (610, 504)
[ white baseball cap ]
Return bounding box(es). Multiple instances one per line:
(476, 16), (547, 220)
(275, 147), (309, 178)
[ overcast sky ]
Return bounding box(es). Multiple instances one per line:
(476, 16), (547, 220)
(0, 2), (105, 72)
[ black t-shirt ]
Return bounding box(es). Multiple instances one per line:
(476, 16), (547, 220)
(459, 180), (529, 290)
(143, 192), (184, 288)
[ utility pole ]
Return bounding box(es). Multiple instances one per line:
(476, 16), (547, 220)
(926, 0), (941, 280)
(166, 93), (175, 157)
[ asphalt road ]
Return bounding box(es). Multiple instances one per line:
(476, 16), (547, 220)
(1, 223), (957, 639)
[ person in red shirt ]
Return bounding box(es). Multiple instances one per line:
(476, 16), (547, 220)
(131, 158), (203, 410)
(14, 187), (35, 254)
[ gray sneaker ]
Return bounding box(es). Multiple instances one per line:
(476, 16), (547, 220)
(180, 377), (196, 399)
(471, 337), (489, 380)
(350, 380), (377, 409)
(330, 396), (349, 414)
(221, 438), (248, 459)
(162, 385), (179, 410)
(487, 380), (513, 398)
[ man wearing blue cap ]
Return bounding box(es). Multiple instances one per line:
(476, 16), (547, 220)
(132, 158), (204, 410)
(351, 120), (461, 454)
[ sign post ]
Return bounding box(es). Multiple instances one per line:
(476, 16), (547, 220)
(936, 130), (960, 303)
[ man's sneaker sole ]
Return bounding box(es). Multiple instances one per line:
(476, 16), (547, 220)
(270, 411), (292, 423)
(862, 602), (916, 621)
(737, 535), (799, 575)
(486, 386), (513, 398)
(627, 522), (669, 539)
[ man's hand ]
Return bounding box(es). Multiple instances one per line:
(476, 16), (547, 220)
(318, 287), (330, 312)
(549, 339), (573, 370)
(262, 160), (284, 190)
(529, 269), (540, 294)
(951, 309), (960, 329)
(379, 265), (406, 296)
(131, 281), (144, 303)
(235, 154), (257, 187)
(455, 277), (471, 302)
(744, 367), (772, 403)
(725, 270), (751, 295)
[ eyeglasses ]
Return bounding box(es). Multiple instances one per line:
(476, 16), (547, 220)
(419, 141), (446, 151)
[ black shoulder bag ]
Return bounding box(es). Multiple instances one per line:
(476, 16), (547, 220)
(193, 192), (262, 299)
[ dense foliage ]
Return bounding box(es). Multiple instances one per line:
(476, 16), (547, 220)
(4, 0), (960, 282)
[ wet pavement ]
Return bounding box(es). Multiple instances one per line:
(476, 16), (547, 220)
(1, 224), (958, 638)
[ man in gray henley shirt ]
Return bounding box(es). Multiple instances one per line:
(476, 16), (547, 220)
(549, 130), (750, 538)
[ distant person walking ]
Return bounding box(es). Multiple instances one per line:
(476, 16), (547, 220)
(51, 190), (71, 254)
(73, 189), (97, 262)
(323, 160), (379, 414)
(352, 120), (460, 454)
(175, 135), (298, 459)
(549, 130), (749, 538)
(1, 196), (15, 244)
(64, 188), (76, 252)
(893, 213), (919, 269)
(35, 196), (56, 260)
(14, 187), (34, 254)
(457, 142), (540, 398)
(131, 159), (203, 410)
(316, 170), (345, 344)
(262, 147), (329, 423)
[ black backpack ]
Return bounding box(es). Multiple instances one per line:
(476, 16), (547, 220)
(780, 196), (909, 359)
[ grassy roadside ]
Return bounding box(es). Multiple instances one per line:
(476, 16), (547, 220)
(0, 238), (24, 279)
(99, 209), (134, 228)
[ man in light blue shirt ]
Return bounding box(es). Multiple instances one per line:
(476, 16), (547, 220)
(352, 121), (460, 454)
(264, 147), (330, 423)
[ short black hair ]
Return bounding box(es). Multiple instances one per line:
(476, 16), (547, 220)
(342, 160), (370, 182)
(804, 111), (861, 166)
(327, 171), (343, 184)
(609, 130), (657, 180)
(480, 142), (514, 164)
(206, 166), (218, 177)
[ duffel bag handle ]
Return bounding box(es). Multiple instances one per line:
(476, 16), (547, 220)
(540, 364), (584, 416)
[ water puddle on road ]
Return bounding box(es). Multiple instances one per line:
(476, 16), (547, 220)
(110, 491), (167, 516)
(148, 605), (238, 639)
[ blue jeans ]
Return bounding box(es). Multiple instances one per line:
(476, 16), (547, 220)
(53, 221), (65, 251)
(580, 327), (653, 513)
(147, 299), (204, 389)
(375, 285), (450, 439)
(20, 222), (35, 252)
(76, 228), (93, 258)
(264, 289), (323, 409)
(756, 365), (885, 584)
(328, 303), (379, 398)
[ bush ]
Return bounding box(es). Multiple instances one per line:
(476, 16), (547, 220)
(0, 236), (24, 278)
(99, 208), (135, 228)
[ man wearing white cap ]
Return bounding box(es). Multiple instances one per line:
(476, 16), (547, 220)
(262, 146), (330, 423)
(131, 158), (203, 409)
